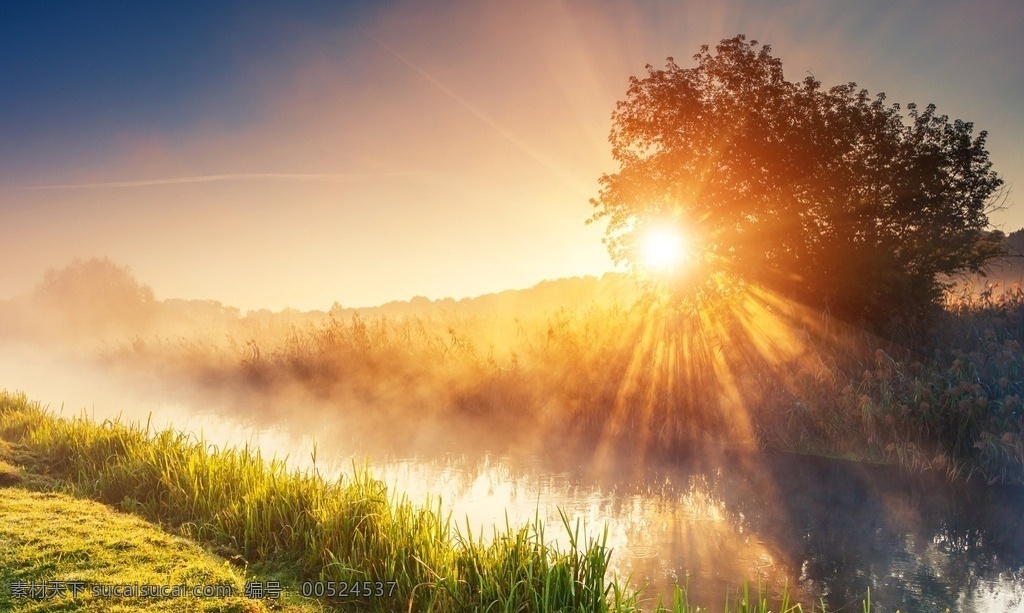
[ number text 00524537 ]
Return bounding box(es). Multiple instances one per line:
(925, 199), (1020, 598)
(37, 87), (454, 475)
(300, 581), (398, 599)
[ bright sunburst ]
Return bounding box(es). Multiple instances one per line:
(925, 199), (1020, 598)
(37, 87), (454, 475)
(640, 226), (688, 272)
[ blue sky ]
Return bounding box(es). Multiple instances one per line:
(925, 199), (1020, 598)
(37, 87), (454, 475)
(0, 2), (372, 180)
(2, 0), (1022, 310)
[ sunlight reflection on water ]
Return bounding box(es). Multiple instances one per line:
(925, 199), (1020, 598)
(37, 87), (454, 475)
(4, 350), (1024, 612)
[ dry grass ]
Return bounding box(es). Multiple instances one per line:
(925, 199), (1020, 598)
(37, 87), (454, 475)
(96, 281), (1024, 486)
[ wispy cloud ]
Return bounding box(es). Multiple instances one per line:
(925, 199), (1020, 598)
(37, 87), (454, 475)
(364, 31), (590, 195)
(23, 171), (433, 190)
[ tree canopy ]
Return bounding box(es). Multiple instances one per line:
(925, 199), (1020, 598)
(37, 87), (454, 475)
(590, 35), (1005, 327)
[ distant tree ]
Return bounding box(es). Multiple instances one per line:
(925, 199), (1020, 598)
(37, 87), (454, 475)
(590, 35), (1006, 327)
(34, 257), (156, 338)
(1003, 229), (1024, 259)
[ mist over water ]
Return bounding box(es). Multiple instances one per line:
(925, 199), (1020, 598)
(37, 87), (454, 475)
(4, 339), (1023, 611)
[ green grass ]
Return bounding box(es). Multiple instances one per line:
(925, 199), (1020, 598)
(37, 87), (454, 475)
(0, 390), (893, 612)
(0, 486), (312, 612)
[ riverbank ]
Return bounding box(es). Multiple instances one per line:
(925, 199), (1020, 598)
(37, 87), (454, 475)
(0, 390), (644, 612)
(0, 390), (890, 612)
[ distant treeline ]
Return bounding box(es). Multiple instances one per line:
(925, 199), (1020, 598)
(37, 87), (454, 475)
(979, 229), (1024, 288)
(0, 256), (638, 347)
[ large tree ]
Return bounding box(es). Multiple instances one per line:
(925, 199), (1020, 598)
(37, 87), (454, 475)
(590, 35), (1005, 326)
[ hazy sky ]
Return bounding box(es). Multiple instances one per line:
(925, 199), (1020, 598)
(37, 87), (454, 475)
(2, 0), (1022, 311)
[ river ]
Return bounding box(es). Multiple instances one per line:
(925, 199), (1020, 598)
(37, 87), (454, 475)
(4, 347), (1023, 612)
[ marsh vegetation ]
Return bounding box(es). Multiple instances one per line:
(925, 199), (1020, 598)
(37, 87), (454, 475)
(75, 268), (1024, 487)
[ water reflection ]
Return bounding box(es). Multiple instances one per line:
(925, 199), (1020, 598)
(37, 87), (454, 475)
(4, 351), (1023, 612)
(348, 443), (1024, 612)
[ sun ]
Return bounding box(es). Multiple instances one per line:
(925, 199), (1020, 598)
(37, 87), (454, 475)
(640, 226), (689, 272)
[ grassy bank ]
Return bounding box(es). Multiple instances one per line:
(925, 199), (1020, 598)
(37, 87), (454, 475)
(0, 391), (641, 612)
(0, 391), (885, 612)
(0, 487), (294, 612)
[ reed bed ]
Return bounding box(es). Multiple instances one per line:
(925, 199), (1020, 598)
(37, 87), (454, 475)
(107, 282), (1024, 485)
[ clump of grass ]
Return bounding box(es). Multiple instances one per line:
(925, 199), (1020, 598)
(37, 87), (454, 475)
(0, 458), (22, 486)
(648, 581), (877, 613)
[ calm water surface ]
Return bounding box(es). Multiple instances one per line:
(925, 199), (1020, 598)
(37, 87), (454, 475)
(367, 448), (1024, 612)
(5, 351), (1024, 612)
